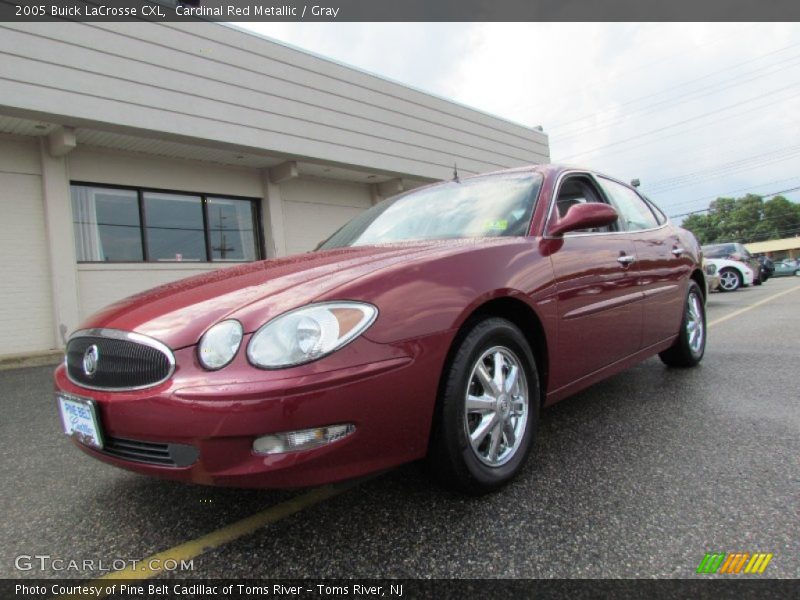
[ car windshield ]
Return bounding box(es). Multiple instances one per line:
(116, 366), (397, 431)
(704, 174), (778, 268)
(318, 172), (542, 249)
(702, 243), (736, 258)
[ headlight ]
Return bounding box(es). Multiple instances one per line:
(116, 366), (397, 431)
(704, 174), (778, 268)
(247, 302), (377, 369)
(198, 319), (243, 370)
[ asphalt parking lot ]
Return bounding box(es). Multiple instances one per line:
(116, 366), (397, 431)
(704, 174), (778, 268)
(2, 278), (798, 581)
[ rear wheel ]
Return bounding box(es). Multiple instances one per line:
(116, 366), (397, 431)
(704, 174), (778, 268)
(428, 318), (540, 495)
(659, 281), (706, 368)
(718, 268), (741, 292)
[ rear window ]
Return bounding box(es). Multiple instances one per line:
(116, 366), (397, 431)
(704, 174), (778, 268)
(702, 244), (736, 258)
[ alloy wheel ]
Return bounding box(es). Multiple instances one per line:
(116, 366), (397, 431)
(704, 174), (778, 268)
(719, 270), (740, 291)
(464, 346), (529, 467)
(686, 291), (705, 354)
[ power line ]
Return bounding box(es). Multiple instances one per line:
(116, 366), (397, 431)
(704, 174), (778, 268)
(684, 212), (800, 231)
(548, 37), (800, 132)
(647, 155), (800, 196)
(732, 225), (800, 244)
(669, 185), (800, 218)
(553, 53), (800, 141)
(553, 89), (800, 166)
(659, 175), (800, 213)
(557, 80), (800, 161)
(533, 23), (756, 127)
(647, 143), (800, 191)
(610, 118), (800, 179)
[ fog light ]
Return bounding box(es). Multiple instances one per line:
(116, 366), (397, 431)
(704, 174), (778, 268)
(252, 424), (355, 455)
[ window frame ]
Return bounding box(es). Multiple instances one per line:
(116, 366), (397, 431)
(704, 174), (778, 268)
(71, 181), (265, 264)
(595, 176), (664, 233)
(640, 193), (668, 225)
(548, 172), (621, 236)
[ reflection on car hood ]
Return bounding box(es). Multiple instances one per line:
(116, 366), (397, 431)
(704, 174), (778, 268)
(76, 240), (503, 349)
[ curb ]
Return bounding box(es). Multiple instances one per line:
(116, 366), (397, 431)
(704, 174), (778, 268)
(0, 350), (63, 371)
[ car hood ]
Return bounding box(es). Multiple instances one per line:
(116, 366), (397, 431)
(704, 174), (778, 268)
(76, 241), (496, 349)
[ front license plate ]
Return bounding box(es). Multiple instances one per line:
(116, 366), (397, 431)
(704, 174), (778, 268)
(57, 394), (103, 449)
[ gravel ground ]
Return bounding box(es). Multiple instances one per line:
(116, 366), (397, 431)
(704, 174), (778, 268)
(2, 278), (798, 580)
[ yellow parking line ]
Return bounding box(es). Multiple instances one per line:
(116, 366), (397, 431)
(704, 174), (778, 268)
(101, 484), (349, 581)
(58, 482), (357, 599)
(708, 283), (800, 328)
(59, 282), (800, 598)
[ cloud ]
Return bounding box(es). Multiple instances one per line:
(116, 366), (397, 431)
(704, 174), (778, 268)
(238, 22), (800, 220)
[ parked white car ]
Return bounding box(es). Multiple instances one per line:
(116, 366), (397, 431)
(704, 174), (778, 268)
(704, 257), (755, 292)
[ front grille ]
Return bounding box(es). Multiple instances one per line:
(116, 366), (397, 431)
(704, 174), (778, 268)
(66, 329), (174, 391)
(101, 436), (199, 468)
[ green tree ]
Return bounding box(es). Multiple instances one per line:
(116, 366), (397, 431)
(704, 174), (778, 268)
(680, 193), (799, 244)
(760, 195), (800, 241)
(682, 213), (717, 244)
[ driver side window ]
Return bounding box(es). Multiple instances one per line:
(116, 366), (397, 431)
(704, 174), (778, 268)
(596, 177), (660, 231)
(555, 176), (616, 234)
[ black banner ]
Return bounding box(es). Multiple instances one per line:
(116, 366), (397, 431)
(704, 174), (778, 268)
(3, 579), (797, 600)
(2, 0), (800, 22)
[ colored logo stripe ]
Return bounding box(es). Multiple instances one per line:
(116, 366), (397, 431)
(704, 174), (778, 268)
(697, 552), (773, 574)
(719, 553), (748, 573)
(697, 553), (726, 574)
(745, 553), (773, 574)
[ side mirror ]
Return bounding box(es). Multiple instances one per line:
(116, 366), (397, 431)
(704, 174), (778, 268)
(548, 203), (619, 237)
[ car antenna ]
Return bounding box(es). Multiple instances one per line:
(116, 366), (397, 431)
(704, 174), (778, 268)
(453, 162), (460, 183)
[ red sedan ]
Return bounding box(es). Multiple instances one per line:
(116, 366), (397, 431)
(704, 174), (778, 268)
(55, 165), (707, 494)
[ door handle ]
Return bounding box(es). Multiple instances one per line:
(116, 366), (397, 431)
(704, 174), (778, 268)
(671, 247), (685, 256)
(617, 254), (636, 265)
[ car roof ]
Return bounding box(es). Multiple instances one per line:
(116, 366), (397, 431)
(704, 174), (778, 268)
(401, 164), (637, 199)
(454, 163), (626, 184)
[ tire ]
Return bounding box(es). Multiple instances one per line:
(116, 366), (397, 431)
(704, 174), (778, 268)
(428, 317), (540, 495)
(718, 268), (742, 292)
(659, 281), (706, 368)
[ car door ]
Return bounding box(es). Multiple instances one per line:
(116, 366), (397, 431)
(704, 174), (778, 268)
(736, 244), (762, 280)
(596, 177), (689, 347)
(546, 173), (643, 390)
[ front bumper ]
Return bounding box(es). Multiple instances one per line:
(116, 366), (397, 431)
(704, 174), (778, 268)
(54, 333), (450, 488)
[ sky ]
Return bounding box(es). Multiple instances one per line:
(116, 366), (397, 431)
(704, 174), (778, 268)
(237, 22), (800, 223)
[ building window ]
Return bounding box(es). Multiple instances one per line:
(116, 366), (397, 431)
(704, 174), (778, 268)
(71, 184), (262, 263)
(144, 192), (206, 261)
(207, 197), (259, 262)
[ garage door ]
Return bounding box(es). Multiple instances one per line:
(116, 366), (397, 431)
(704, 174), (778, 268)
(280, 178), (372, 255)
(0, 136), (54, 355)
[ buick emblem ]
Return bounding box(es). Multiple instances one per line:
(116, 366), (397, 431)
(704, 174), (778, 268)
(83, 345), (99, 378)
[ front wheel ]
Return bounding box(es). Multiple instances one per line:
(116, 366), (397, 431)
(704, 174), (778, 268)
(718, 268), (742, 292)
(428, 318), (540, 495)
(659, 281), (706, 368)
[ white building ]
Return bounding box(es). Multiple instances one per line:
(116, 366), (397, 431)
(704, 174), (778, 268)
(0, 22), (549, 359)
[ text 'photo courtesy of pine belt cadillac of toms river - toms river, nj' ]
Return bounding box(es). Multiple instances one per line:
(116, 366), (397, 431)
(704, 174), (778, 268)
(55, 164), (707, 495)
